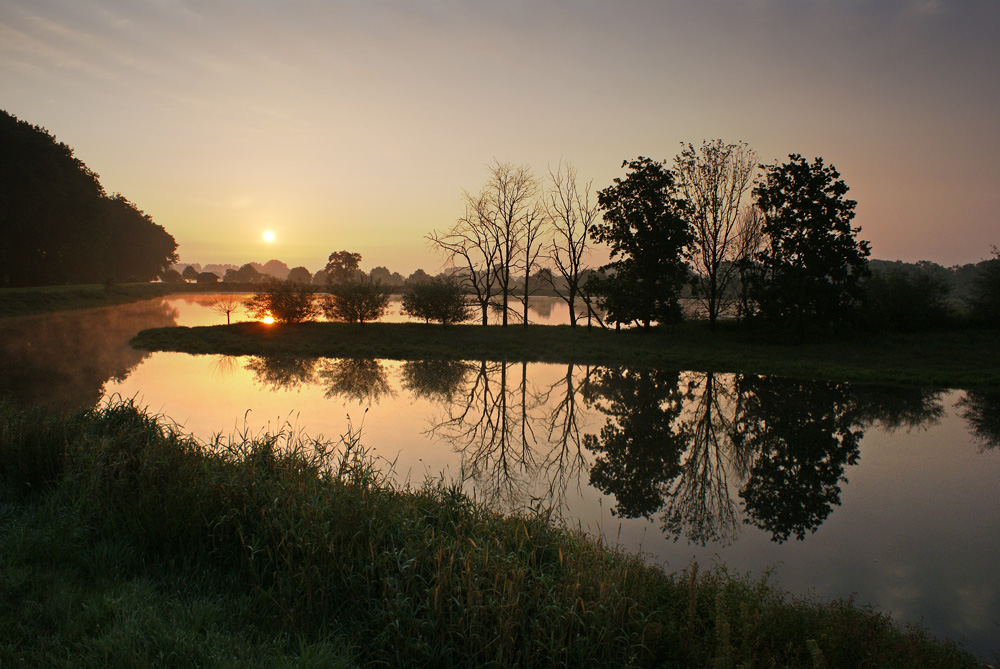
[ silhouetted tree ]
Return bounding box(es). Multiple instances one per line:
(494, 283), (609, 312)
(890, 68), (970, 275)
(224, 264), (264, 284)
(590, 157), (693, 329)
(402, 276), (473, 325)
(325, 251), (362, 284)
(210, 293), (242, 324)
(0, 110), (178, 286)
(181, 265), (200, 282)
(861, 265), (952, 332)
(159, 268), (184, 283)
(323, 276), (390, 324)
(674, 140), (759, 327)
(287, 266), (312, 284)
(243, 278), (319, 323)
(546, 161), (601, 327)
(747, 155), (870, 335)
(966, 246), (1000, 326)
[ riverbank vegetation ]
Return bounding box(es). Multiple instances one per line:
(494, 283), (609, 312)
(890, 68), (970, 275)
(0, 400), (984, 667)
(132, 321), (1000, 389)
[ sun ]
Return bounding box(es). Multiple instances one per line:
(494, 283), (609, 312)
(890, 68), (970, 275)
(262, 231), (275, 243)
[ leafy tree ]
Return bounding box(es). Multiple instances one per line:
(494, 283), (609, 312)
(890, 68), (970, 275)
(243, 278), (320, 324)
(159, 268), (184, 283)
(224, 263), (264, 284)
(861, 265), (951, 332)
(325, 251), (362, 284)
(674, 139), (759, 328)
(589, 157), (693, 329)
(966, 246), (1000, 326)
(402, 276), (473, 325)
(748, 154), (870, 335)
(0, 110), (177, 286)
(181, 265), (200, 282)
(287, 266), (312, 284)
(323, 276), (390, 324)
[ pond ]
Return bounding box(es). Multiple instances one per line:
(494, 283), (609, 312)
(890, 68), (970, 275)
(1, 294), (998, 659)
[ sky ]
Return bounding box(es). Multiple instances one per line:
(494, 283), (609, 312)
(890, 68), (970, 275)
(2, 0), (998, 274)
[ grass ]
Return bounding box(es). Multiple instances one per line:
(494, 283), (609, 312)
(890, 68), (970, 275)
(0, 282), (281, 318)
(131, 320), (1000, 389)
(0, 400), (987, 667)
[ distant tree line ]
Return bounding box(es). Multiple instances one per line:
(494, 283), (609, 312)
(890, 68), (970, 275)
(0, 110), (178, 287)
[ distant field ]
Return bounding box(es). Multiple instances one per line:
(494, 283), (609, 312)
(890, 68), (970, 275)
(132, 321), (1000, 389)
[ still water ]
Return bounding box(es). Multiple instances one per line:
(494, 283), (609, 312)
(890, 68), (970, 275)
(1, 294), (998, 659)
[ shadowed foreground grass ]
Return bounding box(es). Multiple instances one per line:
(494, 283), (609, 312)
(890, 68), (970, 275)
(0, 400), (985, 667)
(132, 321), (1000, 389)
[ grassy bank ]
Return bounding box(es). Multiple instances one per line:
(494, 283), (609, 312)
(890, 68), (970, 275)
(0, 282), (280, 318)
(0, 283), (180, 318)
(132, 321), (1000, 388)
(0, 400), (985, 667)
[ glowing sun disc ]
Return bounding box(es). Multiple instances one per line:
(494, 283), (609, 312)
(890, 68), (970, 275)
(262, 315), (275, 324)
(263, 231), (275, 243)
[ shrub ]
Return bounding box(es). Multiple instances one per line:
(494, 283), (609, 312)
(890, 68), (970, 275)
(861, 267), (952, 332)
(243, 279), (319, 324)
(323, 277), (390, 324)
(401, 276), (473, 325)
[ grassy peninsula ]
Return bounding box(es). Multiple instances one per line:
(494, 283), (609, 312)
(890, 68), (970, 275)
(0, 400), (984, 667)
(132, 321), (1000, 389)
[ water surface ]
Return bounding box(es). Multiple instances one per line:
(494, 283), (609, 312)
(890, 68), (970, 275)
(1, 294), (997, 659)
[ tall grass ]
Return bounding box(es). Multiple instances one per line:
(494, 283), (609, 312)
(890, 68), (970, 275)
(0, 399), (985, 667)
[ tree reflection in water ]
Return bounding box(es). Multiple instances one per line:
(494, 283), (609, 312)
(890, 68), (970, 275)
(244, 355), (317, 390)
(401, 360), (476, 403)
(582, 370), (946, 545)
(317, 358), (394, 406)
(229, 351), (950, 544)
(425, 361), (541, 508)
(957, 390), (1000, 451)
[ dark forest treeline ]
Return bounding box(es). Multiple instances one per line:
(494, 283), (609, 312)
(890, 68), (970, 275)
(0, 110), (177, 287)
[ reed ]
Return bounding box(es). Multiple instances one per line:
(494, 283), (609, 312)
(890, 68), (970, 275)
(0, 400), (985, 667)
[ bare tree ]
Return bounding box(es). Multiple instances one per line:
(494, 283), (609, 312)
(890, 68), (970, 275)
(428, 191), (501, 326)
(516, 194), (546, 328)
(430, 162), (540, 327)
(733, 205), (765, 322)
(210, 293), (242, 324)
(674, 139), (758, 328)
(488, 162), (540, 326)
(546, 162), (600, 327)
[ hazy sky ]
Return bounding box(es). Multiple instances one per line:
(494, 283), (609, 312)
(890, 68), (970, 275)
(3, 0), (998, 274)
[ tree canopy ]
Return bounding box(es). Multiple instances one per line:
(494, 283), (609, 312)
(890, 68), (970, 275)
(0, 109), (177, 286)
(747, 154), (870, 335)
(589, 157), (693, 329)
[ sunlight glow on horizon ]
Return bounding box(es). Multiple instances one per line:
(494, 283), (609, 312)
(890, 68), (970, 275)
(2, 0), (997, 271)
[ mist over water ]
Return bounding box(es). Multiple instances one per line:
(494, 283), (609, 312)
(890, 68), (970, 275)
(1, 294), (997, 659)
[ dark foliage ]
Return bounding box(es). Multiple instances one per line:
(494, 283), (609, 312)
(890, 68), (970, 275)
(243, 279), (320, 324)
(401, 276), (473, 325)
(323, 276), (390, 324)
(0, 110), (177, 286)
(861, 265), (952, 332)
(589, 157), (693, 329)
(965, 247), (1000, 326)
(747, 155), (870, 336)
